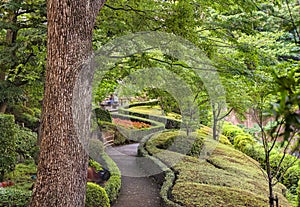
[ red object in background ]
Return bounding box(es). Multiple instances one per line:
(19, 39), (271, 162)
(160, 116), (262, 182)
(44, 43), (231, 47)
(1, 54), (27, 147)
(0, 181), (14, 188)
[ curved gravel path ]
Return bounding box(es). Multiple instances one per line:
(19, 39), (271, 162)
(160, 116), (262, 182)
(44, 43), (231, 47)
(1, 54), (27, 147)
(106, 143), (162, 207)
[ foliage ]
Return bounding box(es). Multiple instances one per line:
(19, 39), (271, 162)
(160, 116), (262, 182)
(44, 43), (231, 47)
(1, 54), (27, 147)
(100, 150), (122, 203)
(94, 107), (112, 123)
(5, 162), (36, 191)
(269, 154), (299, 184)
(88, 159), (103, 172)
(85, 182), (110, 207)
(298, 179), (300, 207)
(0, 188), (31, 207)
(88, 139), (105, 164)
(283, 164), (300, 195)
(0, 0), (47, 114)
(15, 126), (38, 162)
(0, 114), (16, 182)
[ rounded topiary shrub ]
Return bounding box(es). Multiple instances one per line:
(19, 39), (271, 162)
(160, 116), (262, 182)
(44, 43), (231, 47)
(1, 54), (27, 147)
(85, 182), (110, 207)
(222, 122), (244, 144)
(233, 134), (254, 152)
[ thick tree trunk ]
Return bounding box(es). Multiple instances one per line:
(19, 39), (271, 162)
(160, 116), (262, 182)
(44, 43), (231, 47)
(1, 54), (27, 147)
(30, 1), (105, 207)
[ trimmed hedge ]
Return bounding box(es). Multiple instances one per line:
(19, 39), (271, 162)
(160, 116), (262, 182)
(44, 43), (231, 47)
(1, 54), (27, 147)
(0, 188), (31, 207)
(0, 114), (16, 182)
(111, 113), (165, 142)
(138, 133), (183, 207)
(85, 182), (110, 207)
(118, 106), (181, 129)
(101, 149), (121, 203)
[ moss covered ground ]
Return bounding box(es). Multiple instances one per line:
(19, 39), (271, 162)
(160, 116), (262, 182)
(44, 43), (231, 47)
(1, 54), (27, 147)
(145, 130), (290, 207)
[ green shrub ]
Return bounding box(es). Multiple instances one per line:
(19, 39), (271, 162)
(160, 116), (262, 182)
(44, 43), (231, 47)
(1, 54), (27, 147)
(270, 153), (299, 183)
(222, 122), (244, 144)
(88, 139), (105, 163)
(101, 151), (121, 203)
(15, 126), (39, 162)
(104, 175), (121, 202)
(297, 179), (300, 207)
(283, 164), (300, 194)
(233, 133), (255, 152)
(0, 114), (16, 182)
(85, 182), (110, 207)
(156, 132), (204, 157)
(242, 143), (266, 167)
(5, 162), (36, 191)
(0, 188), (31, 207)
(88, 159), (103, 171)
(94, 108), (112, 123)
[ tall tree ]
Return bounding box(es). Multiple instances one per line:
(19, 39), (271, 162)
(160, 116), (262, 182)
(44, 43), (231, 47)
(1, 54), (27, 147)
(30, 0), (106, 206)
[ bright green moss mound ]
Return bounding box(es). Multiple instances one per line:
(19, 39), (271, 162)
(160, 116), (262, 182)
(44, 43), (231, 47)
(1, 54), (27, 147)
(145, 130), (290, 207)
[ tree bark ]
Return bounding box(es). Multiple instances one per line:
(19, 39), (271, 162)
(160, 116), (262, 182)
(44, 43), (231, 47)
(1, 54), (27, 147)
(30, 1), (106, 207)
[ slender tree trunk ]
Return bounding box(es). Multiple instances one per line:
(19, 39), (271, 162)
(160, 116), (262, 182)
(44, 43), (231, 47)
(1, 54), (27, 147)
(30, 1), (105, 207)
(266, 153), (274, 207)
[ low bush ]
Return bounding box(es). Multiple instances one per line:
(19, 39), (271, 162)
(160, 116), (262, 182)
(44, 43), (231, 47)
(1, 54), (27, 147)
(5, 162), (36, 191)
(270, 153), (299, 183)
(0, 114), (16, 182)
(222, 122), (244, 144)
(94, 107), (112, 123)
(88, 139), (105, 163)
(100, 149), (121, 203)
(15, 126), (39, 163)
(233, 133), (255, 152)
(0, 188), (31, 207)
(85, 182), (110, 207)
(283, 164), (300, 195)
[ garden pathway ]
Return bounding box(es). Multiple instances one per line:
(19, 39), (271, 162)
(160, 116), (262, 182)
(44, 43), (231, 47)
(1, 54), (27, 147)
(106, 143), (162, 207)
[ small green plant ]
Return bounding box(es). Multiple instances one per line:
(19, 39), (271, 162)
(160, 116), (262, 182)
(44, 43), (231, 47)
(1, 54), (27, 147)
(0, 188), (31, 207)
(0, 114), (16, 182)
(85, 182), (110, 207)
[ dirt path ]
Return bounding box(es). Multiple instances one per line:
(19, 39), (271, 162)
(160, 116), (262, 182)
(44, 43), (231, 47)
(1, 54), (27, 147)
(106, 143), (162, 207)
